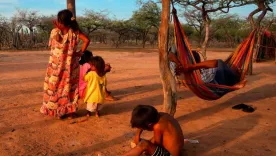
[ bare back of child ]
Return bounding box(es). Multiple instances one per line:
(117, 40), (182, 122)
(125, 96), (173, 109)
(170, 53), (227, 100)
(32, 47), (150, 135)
(124, 105), (184, 156)
(157, 112), (184, 155)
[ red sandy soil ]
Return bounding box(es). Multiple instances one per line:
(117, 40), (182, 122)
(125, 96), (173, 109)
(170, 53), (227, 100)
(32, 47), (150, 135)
(0, 50), (276, 156)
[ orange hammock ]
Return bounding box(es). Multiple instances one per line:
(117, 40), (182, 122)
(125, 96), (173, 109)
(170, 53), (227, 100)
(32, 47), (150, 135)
(172, 8), (256, 100)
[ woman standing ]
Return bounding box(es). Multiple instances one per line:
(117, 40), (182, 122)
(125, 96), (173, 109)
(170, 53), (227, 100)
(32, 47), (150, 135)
(40, 9), (90, 118)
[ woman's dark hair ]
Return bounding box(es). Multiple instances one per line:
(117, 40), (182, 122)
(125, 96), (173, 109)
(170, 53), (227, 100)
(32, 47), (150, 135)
(57, 9), (79, 32)
(131, 105), (160, 130)
(90, 56), (105, 77)
(192, 50), (201, 63)
(79, 50), (93, 65)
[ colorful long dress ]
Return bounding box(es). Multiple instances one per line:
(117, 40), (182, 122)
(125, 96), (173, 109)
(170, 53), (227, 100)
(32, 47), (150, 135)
(40, 28), (80, 117)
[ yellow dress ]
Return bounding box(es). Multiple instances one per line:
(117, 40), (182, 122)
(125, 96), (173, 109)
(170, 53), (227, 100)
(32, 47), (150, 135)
(84, 71), (106, 104)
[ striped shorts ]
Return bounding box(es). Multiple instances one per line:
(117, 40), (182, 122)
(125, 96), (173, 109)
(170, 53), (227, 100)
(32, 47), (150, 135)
(151, 146), (171, 156)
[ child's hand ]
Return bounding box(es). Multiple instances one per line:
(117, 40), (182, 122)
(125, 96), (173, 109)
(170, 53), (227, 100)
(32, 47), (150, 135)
(104, 63), (111, 73)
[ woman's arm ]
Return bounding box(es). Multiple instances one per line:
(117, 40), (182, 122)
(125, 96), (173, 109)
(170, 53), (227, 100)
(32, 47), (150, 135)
(104, 64), (111, 74)
(177, 60), (218, 73)
(168, 50), (218, 73)
(189, 60), (218, 70)
(79, 31), (90, 53)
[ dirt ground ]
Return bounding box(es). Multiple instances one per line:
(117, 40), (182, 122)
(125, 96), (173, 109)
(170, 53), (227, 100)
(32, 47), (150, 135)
(0, 49), (276, 156)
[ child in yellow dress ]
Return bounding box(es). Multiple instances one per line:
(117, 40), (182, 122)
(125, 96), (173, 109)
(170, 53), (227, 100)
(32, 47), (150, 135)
(83, 56), (106, 117)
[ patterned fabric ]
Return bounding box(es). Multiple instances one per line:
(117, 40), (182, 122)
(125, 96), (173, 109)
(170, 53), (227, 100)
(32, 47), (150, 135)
(152, 146), (171, 156)
(169, 61), (177, 76)
(40, 28), (80, 117)
(169, 45), (178, 76)
(201, 68), (217, 83)
(79, 63), (91, 98)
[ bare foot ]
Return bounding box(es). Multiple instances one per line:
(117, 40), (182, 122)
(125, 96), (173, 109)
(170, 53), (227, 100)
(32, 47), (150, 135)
(95, 111), (100, 118)
(105, 95), (118, 101)
(233, 80), (247, 89)
(86, 111), (92, 117)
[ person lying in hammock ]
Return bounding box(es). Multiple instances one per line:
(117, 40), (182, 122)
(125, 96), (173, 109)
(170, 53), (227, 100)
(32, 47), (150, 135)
(169, 45), (201, 77)
(168, 47), (247, 89)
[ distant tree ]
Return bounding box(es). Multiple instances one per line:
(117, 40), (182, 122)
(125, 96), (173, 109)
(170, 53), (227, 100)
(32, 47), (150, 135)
(10, 15), (24, 49)
(79, 10), (110, 37)
(211, 14), (244, 47)
(16, 9), (41, 48)
(148, 26), (159, 47)
(37, 15), (54, 34)
(131, 1), (161, 48)
(36, 15), (55, 47)
(262, 14), (276, 31)
(0, 15), (10, 49)
(175, 0), (253, 59)
(108, 20), (132, 48)
(183, 8), (204, 44)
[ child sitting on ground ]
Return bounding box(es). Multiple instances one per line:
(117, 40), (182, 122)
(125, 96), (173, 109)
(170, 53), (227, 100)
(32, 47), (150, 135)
(79, 50), (117, 100)
(123, 105), (184, 156)
(83, 56), (107, 117)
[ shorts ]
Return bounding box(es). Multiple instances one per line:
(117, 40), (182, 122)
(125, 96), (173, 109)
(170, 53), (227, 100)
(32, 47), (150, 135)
(86, 103), (102, 112)
(213, 59), (240, 86)
(152, 146), (171, 156)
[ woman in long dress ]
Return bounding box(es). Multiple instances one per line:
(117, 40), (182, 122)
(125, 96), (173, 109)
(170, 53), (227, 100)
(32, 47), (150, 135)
(40, 9), (90, 118)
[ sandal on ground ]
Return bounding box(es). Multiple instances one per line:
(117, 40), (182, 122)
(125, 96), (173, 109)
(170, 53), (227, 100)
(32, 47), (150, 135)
(232, 103), (255, 113)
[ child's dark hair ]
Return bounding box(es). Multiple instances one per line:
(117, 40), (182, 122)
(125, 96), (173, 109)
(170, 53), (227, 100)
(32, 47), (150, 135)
(192, 50), (201, 63)
(79, 50), (93, 65)
(57, 9), (79, 32)
(131, 105), (160, 130)
(90, 56), (105, 77)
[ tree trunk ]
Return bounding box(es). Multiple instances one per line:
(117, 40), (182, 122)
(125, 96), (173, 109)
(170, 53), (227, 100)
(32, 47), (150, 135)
(136, 37), (138, 45)
(201, 16), (209, 60)
(29, 28), (34, 48)
(225, 30), (233, 48)
(247, 1), (272, 75)
(275, 48), (276, 64)
(142, 40), (146, 48)
(67, 0), (76, 18)
(142, 32), (147, 48)
(159, 0), (177, 116)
